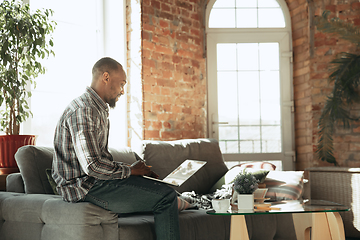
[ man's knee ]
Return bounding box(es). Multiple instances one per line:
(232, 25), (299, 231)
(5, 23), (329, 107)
(161, 185), (177, 200)
(167, 187), (177, 201)
(153, 186), (177, 211)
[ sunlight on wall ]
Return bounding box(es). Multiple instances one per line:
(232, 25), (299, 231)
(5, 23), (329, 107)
(20, 0), (127, 149)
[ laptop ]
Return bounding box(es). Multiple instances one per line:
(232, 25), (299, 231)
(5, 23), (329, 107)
(142, 159), (207, 187)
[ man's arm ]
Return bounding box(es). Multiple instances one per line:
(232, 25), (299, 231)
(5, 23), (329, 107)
(69, 107), (132, 180)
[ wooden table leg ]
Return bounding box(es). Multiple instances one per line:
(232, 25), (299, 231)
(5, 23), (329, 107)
(312, 212), (345, 240)
(326, 212), (345, 240)
(229, 212), (345, 240)
(229, 215), (249, 240)
(292, 213), (312, 240)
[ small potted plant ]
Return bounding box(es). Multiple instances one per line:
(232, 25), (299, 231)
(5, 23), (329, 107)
(233, 169), (259, 212)
(0, 0), (56, 171)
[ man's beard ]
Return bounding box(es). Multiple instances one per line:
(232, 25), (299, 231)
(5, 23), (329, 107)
(108, 98), (116, 108)
(108, 94), (122, 109)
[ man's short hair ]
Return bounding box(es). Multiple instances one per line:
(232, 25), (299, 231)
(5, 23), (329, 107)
(92, 57), (123, 78)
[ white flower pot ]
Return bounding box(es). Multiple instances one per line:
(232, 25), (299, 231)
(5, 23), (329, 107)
(237, 194), (254, 212)
(212, 199), (230, 212)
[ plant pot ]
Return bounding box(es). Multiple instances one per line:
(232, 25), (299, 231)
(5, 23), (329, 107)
(212, 199), (230, 212)
(0, 135), (37, 169)
(237, 194), (254, 212)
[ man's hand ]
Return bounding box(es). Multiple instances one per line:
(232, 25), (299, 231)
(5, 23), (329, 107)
(130, 161), (159, 178)
(148, 170), (160, 179)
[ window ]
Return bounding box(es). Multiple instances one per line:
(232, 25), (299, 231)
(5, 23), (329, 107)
(206, 0), (294, 170)
(19, 0), (127, 148)
(209, 0), (285, 28)
(216, 42), (281, 154)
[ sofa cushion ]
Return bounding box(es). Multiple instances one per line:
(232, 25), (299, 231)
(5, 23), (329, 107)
(245, 214), (297, 240)
(142, 139), (228, 194)
(15, 146), (54, 194)
(225, 167), (270, 184)
(14, 146), (137, 194)
(209, 162), (273, 193)
(109, 147), (137, 164)
(0, 192), (119, 240)
(116, 209), (298, 240)
(264, 171), (304, 201)
(117, 209), (231, 240)
(233, 161), (277, 170)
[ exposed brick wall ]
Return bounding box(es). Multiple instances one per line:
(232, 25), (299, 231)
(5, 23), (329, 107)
(309, 0), (360, 168)
(128, 0), (360, 169)
(141, 0), (207, 140)
(289, 0), (360, 169)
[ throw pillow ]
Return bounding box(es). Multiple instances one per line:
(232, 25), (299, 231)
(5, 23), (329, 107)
(45, 168), (59, 195)
(224, 167), (270, 184)
(264, 170), (304, 201)
(231, 161), (277, 171)
(209, 165), (271, 193)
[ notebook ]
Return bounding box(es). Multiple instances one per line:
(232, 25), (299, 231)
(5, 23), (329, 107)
(142, 159), (207, 187)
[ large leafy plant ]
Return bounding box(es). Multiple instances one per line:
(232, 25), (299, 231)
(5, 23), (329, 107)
(316, 11), (360, 166)
(0, 0), (56, 135)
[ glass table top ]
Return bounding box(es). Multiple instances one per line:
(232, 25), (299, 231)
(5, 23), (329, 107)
(206, 199), (350, 216)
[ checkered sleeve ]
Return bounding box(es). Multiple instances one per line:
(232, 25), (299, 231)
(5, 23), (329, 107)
(68, 107), (131, 180)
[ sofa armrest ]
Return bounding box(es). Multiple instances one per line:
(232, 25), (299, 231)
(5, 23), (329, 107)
(0, 192), (118, 240)
(6, 173), (25, 193)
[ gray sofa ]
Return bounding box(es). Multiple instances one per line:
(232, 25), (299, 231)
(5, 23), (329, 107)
(0, 138), (298, 240)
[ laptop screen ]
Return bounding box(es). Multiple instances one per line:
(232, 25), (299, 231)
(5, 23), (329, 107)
(162, 160), (206, 186)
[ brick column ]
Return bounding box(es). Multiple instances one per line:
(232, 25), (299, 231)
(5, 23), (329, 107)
(141, 0), (207, 140)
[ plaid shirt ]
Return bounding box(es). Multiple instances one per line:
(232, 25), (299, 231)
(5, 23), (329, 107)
(52, 87), (131, 202)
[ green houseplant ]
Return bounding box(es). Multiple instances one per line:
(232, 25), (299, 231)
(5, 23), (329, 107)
(232, 169), (259, 212)
(0, 0), (55, 170)
(233, 169), (259, 195)
(316, 11), (360, 166)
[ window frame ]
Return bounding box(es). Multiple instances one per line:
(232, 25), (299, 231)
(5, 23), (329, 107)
(206, 0), (295, 170)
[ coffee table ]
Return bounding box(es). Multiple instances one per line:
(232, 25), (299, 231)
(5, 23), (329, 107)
(206, 199), (349, 240)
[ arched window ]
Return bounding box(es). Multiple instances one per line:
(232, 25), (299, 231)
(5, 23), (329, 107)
(209, 0), (285, 28)
(206, 0), (294, 170)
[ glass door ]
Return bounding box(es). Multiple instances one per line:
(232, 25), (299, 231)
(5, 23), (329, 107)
(207, 32), (294, 170)
(216, 42), (281, 154)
